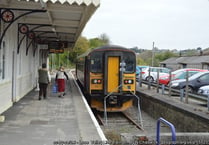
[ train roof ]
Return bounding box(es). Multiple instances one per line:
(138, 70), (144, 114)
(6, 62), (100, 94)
(77, 45), (135, 58)
(93, 45), (132, 51)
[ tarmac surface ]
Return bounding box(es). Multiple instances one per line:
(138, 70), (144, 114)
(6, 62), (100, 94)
(0, 71), (106, 145)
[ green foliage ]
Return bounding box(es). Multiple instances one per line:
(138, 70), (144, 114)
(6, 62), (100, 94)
(49, 52), (73, 70)
(137, 50), (152, 66)
(74, 36), (89, 54)
(136, 57), (146, 65)
(130, 47), (145, 53)
(89, 38), (103, 49)
(89, 33), (110, 49)
(49, 34), (110, 70)
(155, 50), (177, 61)
(49, 33), (180, 70)
(68, 36), (89, 63)
(136, 50), (177, 66)
(99, 33), (110, 45)
(180, 49), (198, 56)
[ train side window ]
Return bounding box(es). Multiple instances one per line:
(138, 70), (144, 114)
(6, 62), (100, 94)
(90, 53), (102, 72)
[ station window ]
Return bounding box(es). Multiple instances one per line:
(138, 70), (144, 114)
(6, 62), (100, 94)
(182, 64), (187, 68)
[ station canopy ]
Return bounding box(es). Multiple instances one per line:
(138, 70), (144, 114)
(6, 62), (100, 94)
(0, 0), (100, 50)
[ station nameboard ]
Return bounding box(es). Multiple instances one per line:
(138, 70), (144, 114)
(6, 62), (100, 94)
(48, 41), (68, 53)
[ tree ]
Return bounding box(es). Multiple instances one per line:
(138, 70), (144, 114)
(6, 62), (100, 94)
(89, 38), (103, 49)
(89, 33), (110, 49)
(130, 47), (141, 53)
(99, 33), (110, 45)
(155, 51), (177, 62)
(68, 36), (89, 63)
(137, 50), (177, 66)
(136, 56), (146, 65)
(74, 36), (89, 54)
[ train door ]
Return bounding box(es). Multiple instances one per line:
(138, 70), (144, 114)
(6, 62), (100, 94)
(107, 56), (120, 93)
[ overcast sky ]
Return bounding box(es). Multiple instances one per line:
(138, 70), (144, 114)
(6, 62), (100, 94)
(82, 0), (209, 50)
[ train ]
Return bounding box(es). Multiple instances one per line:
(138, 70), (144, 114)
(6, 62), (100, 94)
(76, 45), (136, 112)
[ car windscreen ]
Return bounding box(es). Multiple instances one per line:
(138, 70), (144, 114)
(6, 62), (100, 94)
(174, 71), (199, 80)
(173, 71), (184, 79)
(188, 72), (206, 80)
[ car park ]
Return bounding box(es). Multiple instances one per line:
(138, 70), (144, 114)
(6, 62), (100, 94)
(159, 68), (208, 85)
(170, 71), (209, 93)
(141, 67), (170, 82)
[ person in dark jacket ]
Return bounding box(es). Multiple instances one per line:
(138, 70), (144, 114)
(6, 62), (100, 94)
(38, 63), (51, 100)
(55, 66), (69, 98)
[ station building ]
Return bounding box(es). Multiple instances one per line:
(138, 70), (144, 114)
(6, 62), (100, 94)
(0, 0), (100, 114)
(160, 55), (209, 71)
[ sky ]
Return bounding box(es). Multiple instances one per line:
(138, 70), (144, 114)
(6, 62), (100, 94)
(82, 0), (209, 50)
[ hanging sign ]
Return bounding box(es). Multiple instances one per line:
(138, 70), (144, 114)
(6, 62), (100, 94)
(48, 41), (67, 53)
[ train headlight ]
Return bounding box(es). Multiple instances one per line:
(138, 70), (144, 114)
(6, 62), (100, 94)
(124, 79), (134, 84)
(93, 79), (97, 84)
(91, 79), (102, 84)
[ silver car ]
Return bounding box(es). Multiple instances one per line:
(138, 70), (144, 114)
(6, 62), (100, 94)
(198, 85), (209, 96)
(141, 67), (171, 82)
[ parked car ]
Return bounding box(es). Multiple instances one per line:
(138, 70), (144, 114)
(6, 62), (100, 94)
(158, 69), (183, 85)
(136, 66), (148, 81)
(141, 67), (170, 82)
(159, 68), (208, 85)
(197, 85), (209, 97)
(136, 66), (148, 76)
(170, 71), (209, 93)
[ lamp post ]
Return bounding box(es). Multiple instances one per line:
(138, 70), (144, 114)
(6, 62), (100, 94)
(152, 42), (155, 66)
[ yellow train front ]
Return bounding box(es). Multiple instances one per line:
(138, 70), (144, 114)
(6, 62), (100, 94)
(76, 45), (136, 112)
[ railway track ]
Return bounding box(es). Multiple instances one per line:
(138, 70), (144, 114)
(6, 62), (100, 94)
(92, 108), (148, 143)
(94, 110), (144, 130)
(71, 70), (156, 142)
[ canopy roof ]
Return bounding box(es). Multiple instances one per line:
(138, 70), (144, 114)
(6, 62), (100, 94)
(0, 0), (100, 49)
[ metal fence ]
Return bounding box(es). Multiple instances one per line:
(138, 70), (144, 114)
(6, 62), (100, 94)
(137, 68), (209, 111)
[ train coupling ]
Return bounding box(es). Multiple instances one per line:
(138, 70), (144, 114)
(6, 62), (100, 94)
(108, 96), (118, 105)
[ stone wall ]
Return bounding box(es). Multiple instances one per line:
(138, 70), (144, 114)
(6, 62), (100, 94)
(136, 91), (209, 132)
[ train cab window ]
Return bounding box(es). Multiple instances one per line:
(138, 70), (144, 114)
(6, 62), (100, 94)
(90, 53), (103, 73)
(124, 53), (135, 73)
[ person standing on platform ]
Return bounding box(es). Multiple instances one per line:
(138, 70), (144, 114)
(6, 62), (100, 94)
(38, 63), (51, 100)
(55, 66), (69, 98)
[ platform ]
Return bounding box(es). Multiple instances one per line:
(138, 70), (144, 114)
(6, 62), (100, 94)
(0, 71), (107, 145)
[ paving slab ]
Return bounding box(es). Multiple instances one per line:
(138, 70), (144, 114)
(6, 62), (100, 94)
(0, 72), (106, 145)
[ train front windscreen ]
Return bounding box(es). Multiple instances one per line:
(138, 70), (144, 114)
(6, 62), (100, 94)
(123, 53), (135, 73)
(90, 51), (135, 73)
(90, 52), (103, 73)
